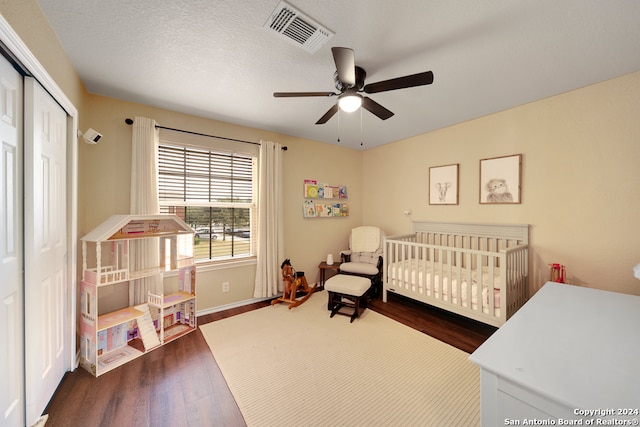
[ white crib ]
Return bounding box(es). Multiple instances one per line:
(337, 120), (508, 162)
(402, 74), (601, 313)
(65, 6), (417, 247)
(383, 221), (529, 327)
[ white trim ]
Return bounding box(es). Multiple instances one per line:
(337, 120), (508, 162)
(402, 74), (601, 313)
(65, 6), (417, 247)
(196, 295), (274, 317)
(196, 257), (257, 272)
(0, 16), (79, 371)
(163, 257), (257, 278)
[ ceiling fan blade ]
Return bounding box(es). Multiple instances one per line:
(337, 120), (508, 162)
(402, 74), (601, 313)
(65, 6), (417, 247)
(362, 97), (394, 120)
(363, 71), (434, 94)
(273, 92), (336, 97)
(332, 47), (356, 86)
(315, 104), (339, 124)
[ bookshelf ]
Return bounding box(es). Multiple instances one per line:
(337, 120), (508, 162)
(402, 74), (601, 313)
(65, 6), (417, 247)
(302, 179), (349, 218)
(79, 214), (197, 376)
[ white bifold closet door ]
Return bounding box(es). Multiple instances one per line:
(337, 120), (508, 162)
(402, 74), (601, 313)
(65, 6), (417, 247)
(23, 76), (69, 426)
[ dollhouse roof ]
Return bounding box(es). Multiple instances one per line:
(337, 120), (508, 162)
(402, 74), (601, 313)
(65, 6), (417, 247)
(81, 214), (194, 242)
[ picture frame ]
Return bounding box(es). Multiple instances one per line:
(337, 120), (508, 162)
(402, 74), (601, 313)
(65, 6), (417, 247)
(479, 154), (522, 204)
(429, 164), (459, 205)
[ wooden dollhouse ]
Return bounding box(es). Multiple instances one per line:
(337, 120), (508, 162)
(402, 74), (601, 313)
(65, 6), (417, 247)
(80, 214), (197, 376)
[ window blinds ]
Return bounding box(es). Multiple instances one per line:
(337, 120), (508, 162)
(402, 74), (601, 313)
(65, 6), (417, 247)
(158, 144), (253, 204)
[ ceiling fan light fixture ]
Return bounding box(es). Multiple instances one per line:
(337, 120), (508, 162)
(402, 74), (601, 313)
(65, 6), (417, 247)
(338, 93), (362, 113)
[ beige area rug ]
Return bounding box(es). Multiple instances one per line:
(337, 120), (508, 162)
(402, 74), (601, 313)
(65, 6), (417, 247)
(200, 291), (480, 427)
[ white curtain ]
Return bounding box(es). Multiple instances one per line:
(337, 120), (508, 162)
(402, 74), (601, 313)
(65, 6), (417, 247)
(129, 116), (161, 304)
(253, 140), (284, 298)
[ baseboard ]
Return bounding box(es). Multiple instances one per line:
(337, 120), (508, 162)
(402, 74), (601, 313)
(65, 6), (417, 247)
(197, 296), (275, 316)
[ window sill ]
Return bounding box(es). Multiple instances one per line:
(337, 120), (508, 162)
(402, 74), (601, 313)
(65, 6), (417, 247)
(163, 256), (257, 277)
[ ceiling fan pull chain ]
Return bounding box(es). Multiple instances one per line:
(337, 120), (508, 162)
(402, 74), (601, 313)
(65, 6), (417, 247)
(337, 109), (341, 143)
(360, 107), (364, 147)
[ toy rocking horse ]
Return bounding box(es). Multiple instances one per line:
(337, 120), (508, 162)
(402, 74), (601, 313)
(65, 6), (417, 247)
(271, 259), (317, 309)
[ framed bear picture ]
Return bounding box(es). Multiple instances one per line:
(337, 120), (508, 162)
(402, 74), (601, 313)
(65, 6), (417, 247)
(479, 154), (522, 204)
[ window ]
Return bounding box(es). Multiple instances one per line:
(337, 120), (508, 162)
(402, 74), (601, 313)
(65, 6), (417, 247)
(157, 136), (257, 263)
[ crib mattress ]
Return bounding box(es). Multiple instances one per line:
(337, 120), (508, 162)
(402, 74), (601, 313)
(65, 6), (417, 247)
(387, 260), (501, 315)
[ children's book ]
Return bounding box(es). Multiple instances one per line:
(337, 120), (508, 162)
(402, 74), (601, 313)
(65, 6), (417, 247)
(339, 186), (348, 199)
(303, 200), (317, 217)
(325, 204), (333, 216)
(316, 203), (332, 217)
(304, 182), (318, 198)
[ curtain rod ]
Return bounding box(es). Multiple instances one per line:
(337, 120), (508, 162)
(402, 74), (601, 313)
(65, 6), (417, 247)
(125, 118), (287, 150)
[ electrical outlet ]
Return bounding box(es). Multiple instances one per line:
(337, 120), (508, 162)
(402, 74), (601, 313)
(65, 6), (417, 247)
(222, 281), (230, 293)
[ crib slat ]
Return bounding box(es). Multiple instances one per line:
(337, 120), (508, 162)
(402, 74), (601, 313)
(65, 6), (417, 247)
(488, 253), (495, 315)
(418, 244), (424, 293)
(476, 253), (484, 313)
(412, 245), (418, 292)
(399, 240), (405, 290)
(465, 251), (472, 311)
(437, 247), (443, 298)
(389, 241), (395, 290)
(456, 250), (462, 308)
(428, 244), (433, 292)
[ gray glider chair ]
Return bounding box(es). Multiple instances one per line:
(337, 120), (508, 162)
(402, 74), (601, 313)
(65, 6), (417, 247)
(339, 226), (385, 298)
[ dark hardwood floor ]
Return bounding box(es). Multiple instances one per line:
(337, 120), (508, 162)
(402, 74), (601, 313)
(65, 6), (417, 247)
(43, 291), (496, 427)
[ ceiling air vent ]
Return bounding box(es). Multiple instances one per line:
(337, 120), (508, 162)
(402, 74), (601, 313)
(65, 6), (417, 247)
(263, 1), (334, 53)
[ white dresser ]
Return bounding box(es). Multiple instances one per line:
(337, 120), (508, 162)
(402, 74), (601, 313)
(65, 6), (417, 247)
(469, 281), (640, 426)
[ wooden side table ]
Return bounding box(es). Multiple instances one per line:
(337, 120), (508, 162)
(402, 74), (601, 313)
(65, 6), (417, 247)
(318, 261), (341, 289)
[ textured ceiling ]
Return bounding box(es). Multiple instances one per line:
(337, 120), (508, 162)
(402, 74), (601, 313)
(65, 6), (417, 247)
(37, 0), (640, 150)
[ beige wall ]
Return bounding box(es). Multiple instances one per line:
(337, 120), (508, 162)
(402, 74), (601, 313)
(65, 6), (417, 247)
(6, 0), (640, 312)
(84, 94), (362, 312)
(2, 0), (363, 312)
(364, 71), (640, 297)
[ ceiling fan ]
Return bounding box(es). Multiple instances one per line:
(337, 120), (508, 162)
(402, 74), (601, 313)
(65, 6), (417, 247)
(273, 47), (434, 124)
